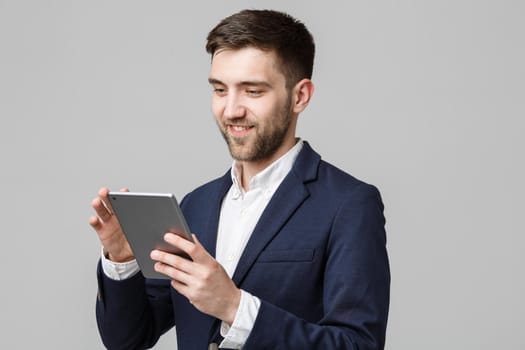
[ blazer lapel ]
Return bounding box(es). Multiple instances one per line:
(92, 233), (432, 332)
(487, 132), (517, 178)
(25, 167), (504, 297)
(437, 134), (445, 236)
(199, 172), (232, 258)
(232, 142), (320, 286)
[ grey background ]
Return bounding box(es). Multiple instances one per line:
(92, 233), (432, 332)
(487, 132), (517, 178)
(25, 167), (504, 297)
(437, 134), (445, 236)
(1, 1), (523, 349)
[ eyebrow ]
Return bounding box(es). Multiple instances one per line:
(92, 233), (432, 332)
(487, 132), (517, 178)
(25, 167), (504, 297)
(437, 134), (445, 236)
(208, 78), (272, 89)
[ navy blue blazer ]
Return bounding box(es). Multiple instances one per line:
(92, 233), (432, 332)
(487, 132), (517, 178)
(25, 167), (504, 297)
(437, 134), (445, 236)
(96, 142), (390, 349)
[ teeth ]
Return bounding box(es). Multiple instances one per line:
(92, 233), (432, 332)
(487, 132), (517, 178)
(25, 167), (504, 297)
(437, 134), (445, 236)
(232, 126), (249, 131)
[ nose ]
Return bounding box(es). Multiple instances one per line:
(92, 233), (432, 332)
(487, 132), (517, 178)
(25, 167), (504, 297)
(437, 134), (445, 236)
(223, 93), (246, 120)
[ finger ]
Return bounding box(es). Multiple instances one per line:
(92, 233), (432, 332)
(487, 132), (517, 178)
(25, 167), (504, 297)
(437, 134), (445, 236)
(170, 279), (190, 298)
(153, 260), (193, 285)
(89, 215), (102, 230)
(97, 187), (114, 214)
(188, 234), (211, 262)
(151, 249), (193, 274)
(92, 197), (113, 222)
(164, 233), (210, 263)
(192, 234), (204, 249)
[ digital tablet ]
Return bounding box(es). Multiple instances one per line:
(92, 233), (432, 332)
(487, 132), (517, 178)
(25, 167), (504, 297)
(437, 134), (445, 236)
(108, 191), (192, 279)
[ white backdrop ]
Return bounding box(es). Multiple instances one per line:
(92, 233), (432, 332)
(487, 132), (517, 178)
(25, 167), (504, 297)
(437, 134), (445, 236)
(1, 1), (523, 349)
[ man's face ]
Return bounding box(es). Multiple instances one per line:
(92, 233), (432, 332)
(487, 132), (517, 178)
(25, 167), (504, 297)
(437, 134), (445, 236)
(209, 47), (297, 163)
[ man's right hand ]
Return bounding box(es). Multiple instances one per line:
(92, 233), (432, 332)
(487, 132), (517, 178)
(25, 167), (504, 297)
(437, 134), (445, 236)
(89, 187), (134, 263)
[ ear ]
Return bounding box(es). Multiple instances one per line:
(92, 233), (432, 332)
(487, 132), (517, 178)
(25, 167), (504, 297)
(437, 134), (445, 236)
(291, 79), (314, 114)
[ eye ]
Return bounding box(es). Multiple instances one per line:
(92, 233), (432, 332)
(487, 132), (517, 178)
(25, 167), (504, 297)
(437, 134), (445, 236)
(213, 87), (227, 96)
(246, 89), (263, 97)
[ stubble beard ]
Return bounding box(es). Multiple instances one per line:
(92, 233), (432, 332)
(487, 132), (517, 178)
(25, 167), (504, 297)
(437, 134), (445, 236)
(218, 100), (293, 162)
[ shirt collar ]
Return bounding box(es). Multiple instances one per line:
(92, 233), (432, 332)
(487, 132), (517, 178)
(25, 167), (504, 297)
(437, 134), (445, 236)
(230, 139), (304, 197)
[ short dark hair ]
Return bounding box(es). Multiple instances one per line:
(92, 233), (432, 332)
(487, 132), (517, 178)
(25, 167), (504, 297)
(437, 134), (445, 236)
(206, 9), (315, 88)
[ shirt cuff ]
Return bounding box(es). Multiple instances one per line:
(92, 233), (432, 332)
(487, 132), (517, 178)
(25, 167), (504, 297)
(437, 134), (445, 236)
(219, 289), (261, 349)
(100, 246), (140, 281)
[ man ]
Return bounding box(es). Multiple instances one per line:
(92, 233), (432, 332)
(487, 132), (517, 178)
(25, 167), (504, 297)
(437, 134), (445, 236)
(90, 9), (390, 350)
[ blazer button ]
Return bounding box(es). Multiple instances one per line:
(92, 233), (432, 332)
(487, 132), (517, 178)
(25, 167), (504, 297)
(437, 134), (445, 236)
(208, 342), (219, 350)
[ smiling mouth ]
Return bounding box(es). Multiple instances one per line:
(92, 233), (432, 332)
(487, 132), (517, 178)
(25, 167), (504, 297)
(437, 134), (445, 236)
(231, 125), (252, 131)
(227, 124), (254, 136)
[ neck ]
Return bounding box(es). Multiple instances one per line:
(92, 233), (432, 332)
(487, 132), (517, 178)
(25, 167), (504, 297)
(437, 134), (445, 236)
(237, 159), (272, 191)
(237, 138), (298, 191)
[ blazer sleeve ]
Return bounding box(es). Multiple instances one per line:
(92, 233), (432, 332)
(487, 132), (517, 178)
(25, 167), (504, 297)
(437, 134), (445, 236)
(95, 263), (174, 350)
(243, 184), (390, 350)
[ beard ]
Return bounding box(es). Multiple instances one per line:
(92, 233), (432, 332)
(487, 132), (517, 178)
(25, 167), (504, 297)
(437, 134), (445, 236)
(218, 100), (293, 162)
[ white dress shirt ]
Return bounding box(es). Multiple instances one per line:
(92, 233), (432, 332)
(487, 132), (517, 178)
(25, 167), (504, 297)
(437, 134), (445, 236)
(101, 140), (304, 349)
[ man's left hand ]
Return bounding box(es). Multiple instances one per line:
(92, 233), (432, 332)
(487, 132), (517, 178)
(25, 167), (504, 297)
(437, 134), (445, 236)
(151, 233), (241, 325)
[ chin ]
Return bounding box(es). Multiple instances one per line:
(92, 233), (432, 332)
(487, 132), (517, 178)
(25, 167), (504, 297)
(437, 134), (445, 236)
(229, 150), (253, 162)
(227, 140), (251, 160)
